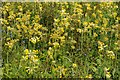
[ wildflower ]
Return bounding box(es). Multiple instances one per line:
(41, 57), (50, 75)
(24, 49), (29, 55)
(95, 19), (99, 24)
(92, 13), (96, 18)
(93, 33), (98, 38)
(18, 6), (22, 11)
(22, 55), (28, 60)
(104, 67), (110, 72)
(104, 37), (108, 41)
(53, 42), (59, 48)
(106, 72), (111, 78)
(112, 12), (117, 18)
(52, 60), (56, 64)
(83, 21), (88, 26)
(29, 37), (39, 44)
(62, 68), (67, 76)
(87, 6), (92, 10)
(50, 34), (59, 39)
(71, 46), (75, 49)
(71, 40), (77, 44)
(33, 50), (38, 54)
(50, 54), (53, 59)
(106, 50), (115, 59)
(31, 55), (39, 62)
(5, 42), (13, 48)
(72, 63), (77, 68)
(98, 41), (104, 51)
(76, 28), (82, 33)
(7, 26), (11, 31)
(86, 74), (92, 78)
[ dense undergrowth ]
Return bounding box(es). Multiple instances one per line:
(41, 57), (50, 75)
(1, 2), (120, 78)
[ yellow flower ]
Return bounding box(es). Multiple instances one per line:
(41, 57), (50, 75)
(72, 63), (77, 68)
(106, 72), (111, 78)
(106, 50), (115, 59)
(92, 13), (96, 18)
(71, 46), (75, 49)
(76, 28), (82, 33)
(29, 37), (39, 44)
(53, 42), (59, 48)
(87, 6), (92, 10)
(22, 55), (28, 60)
(98, 41), (104, 51)
(112, 12), (117, 18)
(18, 6), (22, 11)
(104, 67), (110, 72)
(32, 55), (39, 62)
(50, 34), (59, 39)
(83, 21), (88, 26)
(5, 42), (13, 48)
(93, 33), (98, 38)
(95, 19), (99, 24)
(86, 74), (92, 78)
(24, 49), (29, 55)
(104, 37), (108, 41)
(33, 50), (38, 54)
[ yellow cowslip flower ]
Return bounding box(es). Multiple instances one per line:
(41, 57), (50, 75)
(22, 25), (28, 29)
(99, 13), (103, 18)
(113, 12), (117, 18)
(104, 37), (108, 41)
(85, 3), (91, 7)
(29, 37), (39, 44)
(72, 63), (77, 68)
(117, 17), (120, 20)
(83, 21), (88, 26)
(32, 55), (39, 62)
(98, 41), (104, 51)
(71, 40), (77, 44)
(106, 50), (115, 59)
(71, 27), (75, 30)
(52, 60), (56, 64)
(24, 49), (29, 55)
(86, 74), (92, 78)
(104, 67), (110, 72)
(35, 15), (39, 19)
(18, 6), (22, 11)
(50, 54), (53, 59)
(97, 10), (102, 14)
(33, 50), (38, 54)
(22, 55), (28, 60)
(98, 41), (104, 46)
(62, 68), (67, 76)
(78, 4), (82, 8)
(76, 28), (82, 33)
(7, 26), (11, 31)
(5, 42), (13, 48)
(95, 19), (99, 24)
(106, 72), (111, 78)
(54, 18), (60, 22)
(59, 36), (65, 40)
(71, 46), (75, 49)
(92, 13), (96, 18)
(29, 37), (36, 44)
(87, 6), (92, 10)
(38, 25), (42, 29)
(53, 42), (59, 47)
(50, 34), (59, 39)
(94, 6), (96, 10)
(93, 33), (98, 38)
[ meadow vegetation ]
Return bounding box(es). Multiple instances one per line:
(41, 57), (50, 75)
(1, 2), (120, 78)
